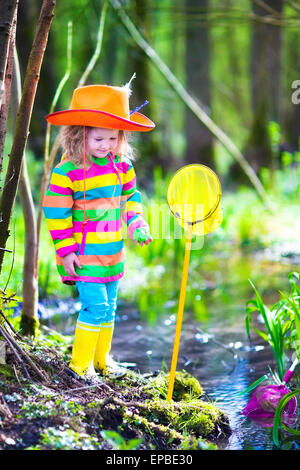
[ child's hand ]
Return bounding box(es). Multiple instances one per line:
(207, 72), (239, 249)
(62, 252), (82, 277)
(133, 227), (152, 246)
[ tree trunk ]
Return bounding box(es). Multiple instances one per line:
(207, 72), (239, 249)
(110, 0), (269, 205)
(130, 0), (151, 112)
(129, 0), (163, 188)
(251, 0), (283, 122)
(11, 50), (39, 336)
(185, 0), (214, 168)
(223, 0), (249, 126)
(0, 0), (18, 97)
(246, 0), (283, 171)
(0, 0), (56, 284)
(0, 0), (18, 179)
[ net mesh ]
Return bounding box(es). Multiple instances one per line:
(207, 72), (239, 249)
(167, 164), (223, 236)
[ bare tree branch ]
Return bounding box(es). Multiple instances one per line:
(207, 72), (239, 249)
(0, 0), (18, 104)
(253, 0), (283, 17)
(11, 49), (39, 329)
(0, 0), (18, 182)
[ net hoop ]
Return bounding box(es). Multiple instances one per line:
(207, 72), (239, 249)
(167, 164), (222, 234)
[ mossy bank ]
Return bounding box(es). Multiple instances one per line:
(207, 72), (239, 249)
(0, 328), (231, 450)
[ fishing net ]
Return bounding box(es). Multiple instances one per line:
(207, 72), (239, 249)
(242, 360), (298, 427)
(166, 164), (223, 400)
(167, 164), (223, 237)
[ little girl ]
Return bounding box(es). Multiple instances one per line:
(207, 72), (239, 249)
(43, 81), (155, 381)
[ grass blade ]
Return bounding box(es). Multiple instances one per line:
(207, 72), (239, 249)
(272, 389), (300, 447)
(238, 374), (269, 396)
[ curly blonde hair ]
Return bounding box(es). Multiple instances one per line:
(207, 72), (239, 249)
(59, 125), (134, 167)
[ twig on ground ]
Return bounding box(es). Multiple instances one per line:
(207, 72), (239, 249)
(12, 363), (21, 384)
(102, 395), (149, 410)
(59, 384), (97, 395)
(0, 393), (13, 419)
(96, 381), (119, 394)
(0, 324), (49, 383)
(0, 309), (24, 341)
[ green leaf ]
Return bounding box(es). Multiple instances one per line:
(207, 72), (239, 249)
(273, 389), (300, 447)
(251, 326), (270, 343)
(238, 375), (269, 396)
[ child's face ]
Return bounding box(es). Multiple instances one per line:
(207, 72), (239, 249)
(86, 127), (119, 158)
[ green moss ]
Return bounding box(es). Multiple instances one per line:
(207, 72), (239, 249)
(140, 398), (226, 438)
(174, 400), (223, 436)
(127, 412), (183, 447)
(179, 434), (218, 450)
(142, 400), (178, 426)
(19, 313), (40, 337)
(143, 370), (203, 401)
(119, 370), (230, 444)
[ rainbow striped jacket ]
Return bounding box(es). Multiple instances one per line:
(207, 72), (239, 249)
(43, 153), (149, 284)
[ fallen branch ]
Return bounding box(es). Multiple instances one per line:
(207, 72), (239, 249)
(0, 309), (23, 341)
(0, 323), (49, 383)
(62, 384), (97, 394)
(103, 396), (147, 409)
(0, 324), (30, 379)
(3, 217), (16, 293)
(0, 393), (13, 419)
(78, 0), (109, 87)
(12, 363), (21, 385)
(285, 0), (300, 14)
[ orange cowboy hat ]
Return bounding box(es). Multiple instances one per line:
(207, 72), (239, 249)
(45, 83), (155, 132)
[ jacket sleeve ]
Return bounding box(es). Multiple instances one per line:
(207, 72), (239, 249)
(42, 167), (79, 257)
(120, 159), (149, 239)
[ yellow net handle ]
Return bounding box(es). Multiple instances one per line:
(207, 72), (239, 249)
(167, 223), (193, 401)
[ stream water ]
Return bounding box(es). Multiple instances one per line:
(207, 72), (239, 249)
(40, 246), (300, 450)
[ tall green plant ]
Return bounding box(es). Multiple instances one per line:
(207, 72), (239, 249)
(272, 389), (300, 447)
(246, 273), (300, 381)
(246, 280), (288, 381)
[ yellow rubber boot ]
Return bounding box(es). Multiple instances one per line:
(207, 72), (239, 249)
(93, 323), (114, 372)
(69, 324), (100, 377)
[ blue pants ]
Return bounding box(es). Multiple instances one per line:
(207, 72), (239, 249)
(75, 280), (119, 328)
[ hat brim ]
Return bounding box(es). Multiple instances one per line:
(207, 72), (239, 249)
(45, 109), (155, 132)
